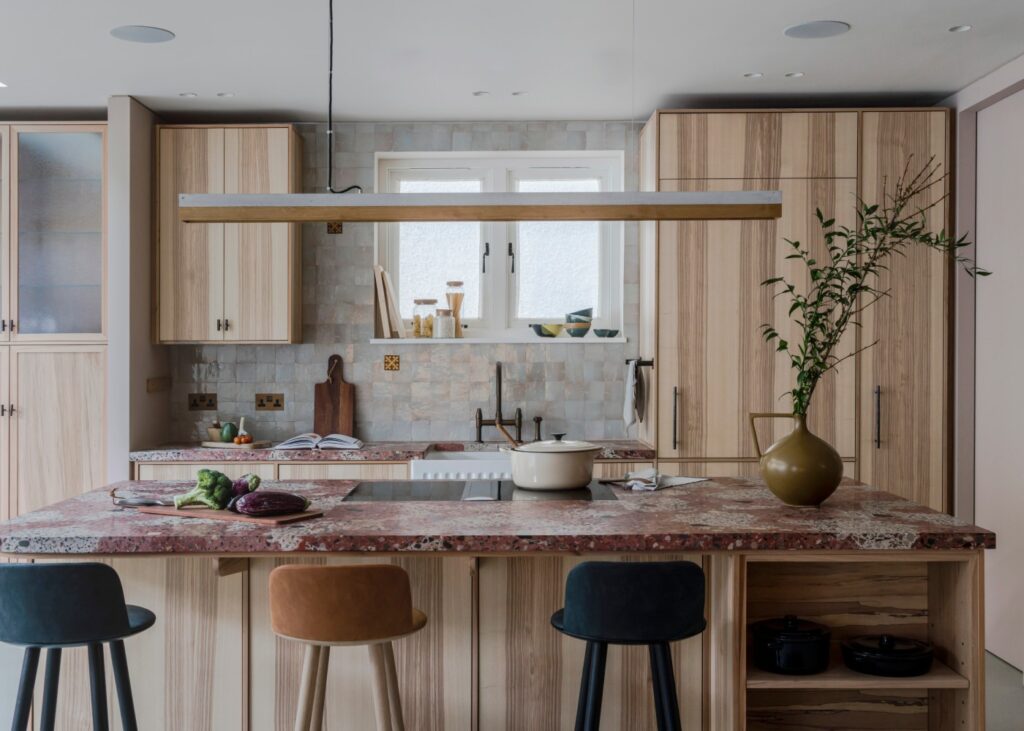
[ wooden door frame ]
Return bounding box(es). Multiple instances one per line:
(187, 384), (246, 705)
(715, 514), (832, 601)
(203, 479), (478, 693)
(9, 124), (108, 343)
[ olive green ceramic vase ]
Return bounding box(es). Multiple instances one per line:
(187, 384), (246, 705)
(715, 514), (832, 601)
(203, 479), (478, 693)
(749, 412), (843, 506)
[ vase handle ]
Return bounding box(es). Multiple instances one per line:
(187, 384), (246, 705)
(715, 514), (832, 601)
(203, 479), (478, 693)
(748, 412), (795, 458)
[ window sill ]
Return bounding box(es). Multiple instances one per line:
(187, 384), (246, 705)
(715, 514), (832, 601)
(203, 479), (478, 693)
(368, 335), (628, 345)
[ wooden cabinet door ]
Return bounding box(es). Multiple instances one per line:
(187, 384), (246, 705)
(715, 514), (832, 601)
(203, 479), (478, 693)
(0, 348), (8, 521)
(657, 178), (857, 459)
(223, 127), (296, 342)
(859, 111), (950, 510)
(658, 112), (858, 180)
(9, 345), (105, 515)
(158, 128), (225, 342)
(0, 127), (9, 343)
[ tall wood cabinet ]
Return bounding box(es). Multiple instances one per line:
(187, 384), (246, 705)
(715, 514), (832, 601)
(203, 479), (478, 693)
(641, 109), (951, 511)
(0, 124), (108, 520)
(156, 125), (302, 343)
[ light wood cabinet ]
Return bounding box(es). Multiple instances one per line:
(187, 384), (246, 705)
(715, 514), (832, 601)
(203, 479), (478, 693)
(9, 346), (106, 516)
(858, 111), (951, 510)
(157, 125), (302, 343)
(136, 462), (277, 481)
(277, 463), (409, 480)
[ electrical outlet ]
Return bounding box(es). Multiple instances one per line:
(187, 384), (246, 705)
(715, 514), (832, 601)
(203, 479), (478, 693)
(255, 393), (285, 411)
(188, 393), (218, 411)
(384, 354), (400, 371)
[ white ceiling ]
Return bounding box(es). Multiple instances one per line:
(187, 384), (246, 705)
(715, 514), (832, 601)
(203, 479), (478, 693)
(2, 0), (1024, 121)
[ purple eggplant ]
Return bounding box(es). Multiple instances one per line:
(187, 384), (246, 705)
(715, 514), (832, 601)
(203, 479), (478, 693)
(228, 490), (309, 517)
(231, 472), (261, 497)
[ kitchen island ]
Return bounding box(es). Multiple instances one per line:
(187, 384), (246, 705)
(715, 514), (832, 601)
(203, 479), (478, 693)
(0, 478), (994, 731)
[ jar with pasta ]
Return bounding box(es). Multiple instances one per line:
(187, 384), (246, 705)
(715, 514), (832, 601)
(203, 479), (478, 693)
(412, 299), (438, 338)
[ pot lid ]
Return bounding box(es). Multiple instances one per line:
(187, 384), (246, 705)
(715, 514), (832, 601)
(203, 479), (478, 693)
(515, 433), (601, 454)
(750, 615), (831, 641)
(842, 634), (933, 659)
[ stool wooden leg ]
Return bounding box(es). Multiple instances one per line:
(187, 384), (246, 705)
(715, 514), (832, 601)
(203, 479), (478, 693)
(368, 643), (394, 731)
(294, 644), (321, 731)
(87, 642), (109, 731)
(40, 647), (62, 731)
(581, 641), (607, 731)
(649, 643), (681, 731)
(574, 641), (596, 731)
(109, 640), (138, 731)
(382, 642), (405, 731)
(310, 645), (330, 731)
(12, 646), (40, 731)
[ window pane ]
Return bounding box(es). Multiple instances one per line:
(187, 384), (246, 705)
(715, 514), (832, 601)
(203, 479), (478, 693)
(515, 178), (601, 320)
(397, 179), (481, 319)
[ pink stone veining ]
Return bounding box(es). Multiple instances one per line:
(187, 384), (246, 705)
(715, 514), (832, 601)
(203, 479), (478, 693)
(0, 478), (994, 556)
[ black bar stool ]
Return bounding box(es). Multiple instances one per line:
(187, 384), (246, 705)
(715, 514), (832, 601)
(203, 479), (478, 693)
(551, 560), (706, 731)
(0, 563), (156, 731)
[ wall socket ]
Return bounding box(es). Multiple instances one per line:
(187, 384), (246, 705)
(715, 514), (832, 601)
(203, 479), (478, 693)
(255, 393), (285, 411)
(188, 393), (218, 411)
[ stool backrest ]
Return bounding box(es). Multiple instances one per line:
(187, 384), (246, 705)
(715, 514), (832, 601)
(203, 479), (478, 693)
(562, 560), (706, 643)
(0, 563), (132, 647)
(270, 563), (416, 643)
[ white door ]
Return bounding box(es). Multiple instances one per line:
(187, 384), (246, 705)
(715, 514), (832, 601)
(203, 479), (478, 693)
(976, 89), (1024, 671)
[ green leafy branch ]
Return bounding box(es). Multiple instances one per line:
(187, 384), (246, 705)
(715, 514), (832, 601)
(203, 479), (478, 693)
(761, 158), (988, 416)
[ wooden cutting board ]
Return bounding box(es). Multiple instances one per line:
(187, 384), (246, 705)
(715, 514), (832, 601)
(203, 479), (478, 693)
(200, 440), (272, 450)
(314, 354), (355, 437)
(137, 505), (323, 526)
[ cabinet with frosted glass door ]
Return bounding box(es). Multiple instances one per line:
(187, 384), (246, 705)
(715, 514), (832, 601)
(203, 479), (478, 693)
(9, 125), (106, 341)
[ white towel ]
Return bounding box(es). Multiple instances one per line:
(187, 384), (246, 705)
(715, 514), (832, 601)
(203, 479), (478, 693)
(622, 467), (708, 491)
(623, 360), (637, 429)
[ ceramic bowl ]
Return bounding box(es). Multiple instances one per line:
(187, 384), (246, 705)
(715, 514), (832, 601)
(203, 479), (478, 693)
(530, 323), (564, 337)
(564, 322), (592, 338)
(565, 308), (594, 323)
(593, 329), (619, 338)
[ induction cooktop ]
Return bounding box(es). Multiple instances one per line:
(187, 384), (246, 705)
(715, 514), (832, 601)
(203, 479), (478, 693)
(344, 480), (618, 502)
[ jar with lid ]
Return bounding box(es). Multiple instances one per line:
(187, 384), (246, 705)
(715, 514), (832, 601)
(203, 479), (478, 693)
(434, 308), (456, 339)
(412, 299), (438, 338)
(446, 281), (465, 338)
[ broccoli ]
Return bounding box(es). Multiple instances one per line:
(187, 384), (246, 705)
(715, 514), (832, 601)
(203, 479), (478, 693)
(173, 469), (235, 510)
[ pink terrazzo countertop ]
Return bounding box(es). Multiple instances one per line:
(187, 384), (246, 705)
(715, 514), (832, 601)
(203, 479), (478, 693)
(128, 440), (657, 463)
(0, 478), (993, 556)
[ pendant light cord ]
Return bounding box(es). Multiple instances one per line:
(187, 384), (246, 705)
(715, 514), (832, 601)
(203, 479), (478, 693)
(326, 0), (361, 194)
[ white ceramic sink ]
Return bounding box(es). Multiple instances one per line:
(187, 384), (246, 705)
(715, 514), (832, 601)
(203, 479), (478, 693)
(409, 448), (512, 480)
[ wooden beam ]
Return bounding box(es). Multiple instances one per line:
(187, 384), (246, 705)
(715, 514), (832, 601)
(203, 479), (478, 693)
(179, 191), (782, 223)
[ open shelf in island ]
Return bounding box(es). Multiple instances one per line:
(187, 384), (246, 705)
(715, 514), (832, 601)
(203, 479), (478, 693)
(746, 655), (968, 691)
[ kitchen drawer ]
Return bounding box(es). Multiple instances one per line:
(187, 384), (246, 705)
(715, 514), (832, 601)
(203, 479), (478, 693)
(135, 463), (277, 480)
(277, 463), (409, 480)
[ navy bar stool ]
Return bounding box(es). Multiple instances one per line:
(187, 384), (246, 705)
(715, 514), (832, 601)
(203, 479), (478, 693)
(0, 563), (156, 731)
(551, 561), (706, 731)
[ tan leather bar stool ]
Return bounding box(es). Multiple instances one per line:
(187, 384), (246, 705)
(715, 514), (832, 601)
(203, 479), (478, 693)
(269, 564), (427, 731)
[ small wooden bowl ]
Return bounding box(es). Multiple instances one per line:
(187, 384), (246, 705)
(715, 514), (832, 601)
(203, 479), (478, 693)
(206, 427), (223, 442)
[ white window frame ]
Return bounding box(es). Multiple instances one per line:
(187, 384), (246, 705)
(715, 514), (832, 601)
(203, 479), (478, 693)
(376, 151), (624, 339)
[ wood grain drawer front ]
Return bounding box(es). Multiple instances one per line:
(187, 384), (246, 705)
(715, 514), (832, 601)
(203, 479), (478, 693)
(657, 461), (856, 479)
(858, 110), (950, 511)
(277, 463), (409, 480)
(592, 461), (654, 479)
(656, 178), (857, 460)
(136, 462), (277, 480)
(658, 112), (858, 180)
(158, 128), (225, 342)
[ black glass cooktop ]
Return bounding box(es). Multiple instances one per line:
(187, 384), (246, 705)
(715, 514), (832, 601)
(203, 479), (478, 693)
(344, 480), (618, 502)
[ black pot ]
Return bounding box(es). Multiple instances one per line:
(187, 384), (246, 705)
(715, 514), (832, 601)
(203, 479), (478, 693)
(841, 634), (934, 677)
(750, 615), (831, 675)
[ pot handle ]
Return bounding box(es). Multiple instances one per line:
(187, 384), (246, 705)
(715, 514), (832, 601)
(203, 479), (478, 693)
(748, 413), (795, 458)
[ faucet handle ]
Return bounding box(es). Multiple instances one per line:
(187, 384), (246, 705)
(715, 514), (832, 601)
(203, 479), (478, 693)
(552, 432), (566, 442)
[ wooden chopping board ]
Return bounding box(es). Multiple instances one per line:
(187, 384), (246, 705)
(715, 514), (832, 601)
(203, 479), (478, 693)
(314, 354), (355, 437)
(137, 505), (323, 526)
(200, 440), (272, 450)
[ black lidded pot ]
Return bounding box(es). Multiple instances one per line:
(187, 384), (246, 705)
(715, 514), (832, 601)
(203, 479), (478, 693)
(841, 634), (934, 677)
(750, 615), (831, 675)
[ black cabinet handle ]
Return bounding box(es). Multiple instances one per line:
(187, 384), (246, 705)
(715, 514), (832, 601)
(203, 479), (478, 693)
(508, 242), (515, 274)
(873, 385), (881, 449)
(482, 242), (490, 273)
(8, 404), (13, 415)
(216, 319), (222, 331)
(672, 386), (679, 451)
(0, 320), (5, 332)
(1, 405), (5, 417)
(223, 319), (230, 331)
(9, 320), (14, 331)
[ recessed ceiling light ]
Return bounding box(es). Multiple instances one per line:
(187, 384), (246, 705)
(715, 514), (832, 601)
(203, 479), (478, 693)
(110, 25), (176, 43)
(472, 90), (489, 97)
(178, 92), (197, 98)
(744, 72), (764, 79)
(216, 92), (235, 98)
(784, 20), (851, 39)
(0, 82), (7, 89)
(949, 25), (973, 33)
(785, 72), (805, 78)
(511, 91), (528, 96)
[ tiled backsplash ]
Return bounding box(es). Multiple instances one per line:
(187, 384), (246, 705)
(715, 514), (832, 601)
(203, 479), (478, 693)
(170, 121), (640, 443)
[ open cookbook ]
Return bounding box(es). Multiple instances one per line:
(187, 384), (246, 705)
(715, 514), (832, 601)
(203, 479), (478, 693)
(274, 433), (364, 450)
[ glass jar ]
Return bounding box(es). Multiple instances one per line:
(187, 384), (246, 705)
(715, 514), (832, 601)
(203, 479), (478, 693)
(446, 280), (465, 338)
(434, 308), (456, 339)
(412, 299), (437, 338)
